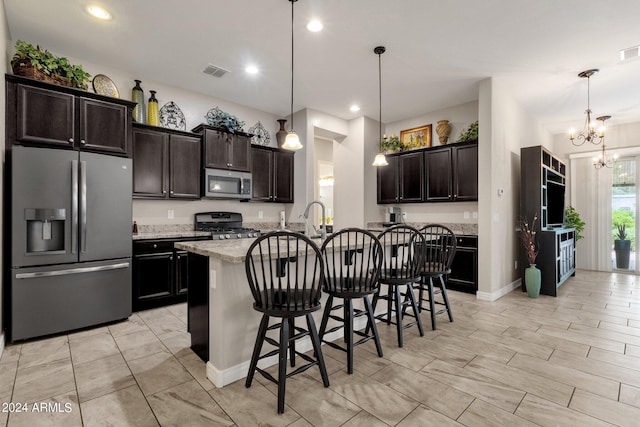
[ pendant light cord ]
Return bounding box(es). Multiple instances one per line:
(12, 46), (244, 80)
(290, 0), (295, 132)
(378, 50), (382, 150)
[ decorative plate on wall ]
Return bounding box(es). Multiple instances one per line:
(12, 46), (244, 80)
(248, 121), (270, 146)
(92, 74), (119, 98)
(159, 101), (187, 131)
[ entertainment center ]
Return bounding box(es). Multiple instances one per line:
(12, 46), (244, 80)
(520, 145), (576, 296)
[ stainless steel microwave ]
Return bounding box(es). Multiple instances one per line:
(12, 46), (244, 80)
(203, 168), (252, 199)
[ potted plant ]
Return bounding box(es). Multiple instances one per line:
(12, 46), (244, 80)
(380, 134), (403, 153)
(519, 213), (541, 298)
(457, 120), (478, 143)
(614, 224), (632, 269)
(205, 107), (245, 134)
(11, 40), (91, 90)
(564, 206), (585, 240)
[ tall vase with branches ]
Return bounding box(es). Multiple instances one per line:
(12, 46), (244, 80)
(520, 214), (541, 298)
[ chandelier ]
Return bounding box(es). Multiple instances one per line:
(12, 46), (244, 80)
(372, 46), (388, 167)
(569, 69), (605, 146)
(592, 115), (617, 169)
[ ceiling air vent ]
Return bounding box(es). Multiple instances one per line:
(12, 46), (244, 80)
(202, 64), (230, 78)
(620, 46), (639, 61)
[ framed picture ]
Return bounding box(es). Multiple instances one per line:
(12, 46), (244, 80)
(400, 124), (432, 149)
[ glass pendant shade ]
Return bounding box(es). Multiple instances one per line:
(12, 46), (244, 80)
(282, 131), (303, 150)
(372, 153), (388, 166)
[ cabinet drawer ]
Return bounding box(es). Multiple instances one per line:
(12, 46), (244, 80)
(455, 235), (477, 248)
(134, 240), (175, 254)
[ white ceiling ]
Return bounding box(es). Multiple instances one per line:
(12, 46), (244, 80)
(5, 0), (640, 134)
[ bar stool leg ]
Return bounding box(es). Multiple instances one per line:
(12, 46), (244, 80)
(394, 286), (404, 347)
(306, 313), (330, 387)
(246, 314), (269, 388)
(345, 298), (354, 374)
(406, 284), (424, 336)
(364, 295), (383, 357)
(428, 277), (437, 330)
(288, 317), (296, 367)
(277, 318), (289, 414)
(318, 295), (334, 344)
(439, 275), (454, 322)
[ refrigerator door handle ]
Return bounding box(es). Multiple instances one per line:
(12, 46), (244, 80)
(80, 160), (87, 253)
(15, 262), (130, 279)
(71, 159), (78, 254)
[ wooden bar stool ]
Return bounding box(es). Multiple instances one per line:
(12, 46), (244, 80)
(370, 225), (425, 347)
(319, 228), (384, 374)
(244, 231), (329, 414)
(414, 224), (456, 330)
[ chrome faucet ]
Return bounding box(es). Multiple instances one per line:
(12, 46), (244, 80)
(303, 200), (326, 240)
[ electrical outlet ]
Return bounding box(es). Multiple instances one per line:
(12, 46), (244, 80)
(464, 211), (470, 219)
(402, 212), (407, 221)
(472, 211), (478, 219)
(167, 209), (174, 219)
(258, 211), (263, 219)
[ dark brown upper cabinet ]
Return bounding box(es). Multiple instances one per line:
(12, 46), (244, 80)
(377, 141), (478, 204)
(251, 145), (294, 203)
(377, 152), (424, 204)
(7, 75), (133, 156)
(133, 124), (201, 199)
(192, 124), (251, 172)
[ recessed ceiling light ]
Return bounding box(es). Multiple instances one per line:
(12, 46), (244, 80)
(350, 105), (360, 112)
(245, 65), (259, 75)
(307, 20), (323, 32)
(86, 5), (112, 21)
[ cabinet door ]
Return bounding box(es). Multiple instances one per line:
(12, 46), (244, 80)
(425, 148), (453, 201)
(230, 134), (251, 172)
(453, 144), (478, 201)
(204, 130), (230, 169)
(133, 128), (168, 197)
(175, 250), (189, 295)
(274, 150), (294, 203)
(169, 134), (201, 199)
(133, 252), (173, 307)
(251, 147), (273, 201)
(79, 98), (129, 155)
(16, 84), (75, 148)
(377, 156), (399, 204)
(399, 152), (424, 202)
(446, 246), (478, 292)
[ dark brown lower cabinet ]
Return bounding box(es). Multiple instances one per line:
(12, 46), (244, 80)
(446, 235), (478, 293)
(133, 236), (210, 311)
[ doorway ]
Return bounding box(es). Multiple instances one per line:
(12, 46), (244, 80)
(612, 158), (637, 271)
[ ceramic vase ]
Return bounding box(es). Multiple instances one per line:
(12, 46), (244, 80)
(147, 90), (160, 126)
(525, 264), (541, 298)
(276, 119), (287, 147)
(436, 120), (452, 144)
(131, 80), (146, 124)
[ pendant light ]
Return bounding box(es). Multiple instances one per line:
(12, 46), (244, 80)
(372, 46), (388, 166)
(281, 0), (303, 150)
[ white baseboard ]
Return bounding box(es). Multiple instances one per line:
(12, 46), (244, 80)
(206, 315), (369, 388)
(476, 278), (522, 301)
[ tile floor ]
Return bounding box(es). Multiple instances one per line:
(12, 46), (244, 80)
(2, 270), (640, 426)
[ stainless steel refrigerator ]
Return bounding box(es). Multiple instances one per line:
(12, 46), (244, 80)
(8, 145), (132, 341)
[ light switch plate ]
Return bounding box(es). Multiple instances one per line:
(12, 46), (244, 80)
(258, 211), (263, 219)
(168, 209), (174, 219)
(464, 211), (470, 219)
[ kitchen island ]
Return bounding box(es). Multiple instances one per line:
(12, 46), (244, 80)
(176, 238), (349, 388)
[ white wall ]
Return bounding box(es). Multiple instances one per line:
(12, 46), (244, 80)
(477, 78), (553, 300)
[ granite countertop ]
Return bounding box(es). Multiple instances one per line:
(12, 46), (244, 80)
(175, 238), (276, 264)
(366, 222), (478, 236)
(132, 231), (212, 241)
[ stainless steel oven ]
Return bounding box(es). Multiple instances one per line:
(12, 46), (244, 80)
(203, 168), (252, 199)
